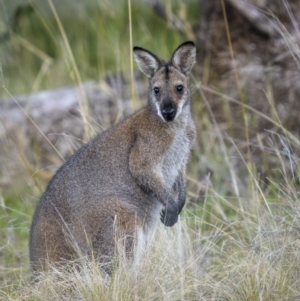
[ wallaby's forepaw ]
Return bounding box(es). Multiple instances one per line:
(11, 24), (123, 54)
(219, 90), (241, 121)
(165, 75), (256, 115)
(160, 207), (178, 227)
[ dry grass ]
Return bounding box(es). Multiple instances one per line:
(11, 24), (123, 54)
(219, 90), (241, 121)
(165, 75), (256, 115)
(2, 181), (300, 300)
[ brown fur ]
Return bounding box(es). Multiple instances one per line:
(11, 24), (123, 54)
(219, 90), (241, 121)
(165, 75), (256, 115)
(29, 41), (197, 274)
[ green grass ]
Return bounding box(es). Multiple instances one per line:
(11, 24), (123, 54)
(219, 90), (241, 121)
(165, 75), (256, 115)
(0, 0), (198, 96)
(1, 0), (300, 300)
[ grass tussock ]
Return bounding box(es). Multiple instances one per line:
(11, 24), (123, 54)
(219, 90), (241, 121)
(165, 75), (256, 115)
(2, 185), (300, 300)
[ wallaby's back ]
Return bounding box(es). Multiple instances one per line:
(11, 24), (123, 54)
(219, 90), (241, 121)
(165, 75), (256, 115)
(30, 41), (197, 273)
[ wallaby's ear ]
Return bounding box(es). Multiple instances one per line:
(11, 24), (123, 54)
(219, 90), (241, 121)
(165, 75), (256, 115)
(133, 47), (161, 78)
(171, 41), (196, 75)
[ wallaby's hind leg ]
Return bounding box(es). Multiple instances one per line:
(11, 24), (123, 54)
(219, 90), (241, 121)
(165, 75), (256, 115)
(30, 197), (145, 275)
(90, 197), (144, 274)
(30, 216), (77, 273)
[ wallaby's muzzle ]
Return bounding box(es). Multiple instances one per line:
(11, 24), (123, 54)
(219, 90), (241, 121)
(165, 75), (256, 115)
(161, 99), (176, 122)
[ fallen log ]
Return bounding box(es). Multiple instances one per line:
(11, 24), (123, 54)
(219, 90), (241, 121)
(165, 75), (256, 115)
(0, 75), (147, 186)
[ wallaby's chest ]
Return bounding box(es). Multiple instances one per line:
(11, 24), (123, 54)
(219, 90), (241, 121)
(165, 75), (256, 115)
(161, 126), (191, 187)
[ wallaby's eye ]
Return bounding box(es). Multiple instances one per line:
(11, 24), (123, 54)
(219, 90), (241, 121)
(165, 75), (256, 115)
(153, 87), (160, 96)
(176, 85), (184, 94)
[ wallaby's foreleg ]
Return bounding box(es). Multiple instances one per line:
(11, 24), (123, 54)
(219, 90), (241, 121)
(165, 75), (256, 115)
(160, 168), (186, 225)
(133, 171), (179, 227)
(129, 136), (179, 226)
(174, 169), (186, 214)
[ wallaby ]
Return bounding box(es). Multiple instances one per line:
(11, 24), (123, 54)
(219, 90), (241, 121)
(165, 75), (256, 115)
(29, 41), (197, 273)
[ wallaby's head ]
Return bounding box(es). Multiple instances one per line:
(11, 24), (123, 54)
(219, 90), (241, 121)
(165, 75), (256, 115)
(133, 41), (196, 122)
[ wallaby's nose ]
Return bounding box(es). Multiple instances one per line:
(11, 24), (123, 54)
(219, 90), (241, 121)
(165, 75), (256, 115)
(162, 106), (176, 122)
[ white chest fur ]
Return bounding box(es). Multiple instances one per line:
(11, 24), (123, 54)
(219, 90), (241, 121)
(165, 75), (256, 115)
(161, 124), (191, 188)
